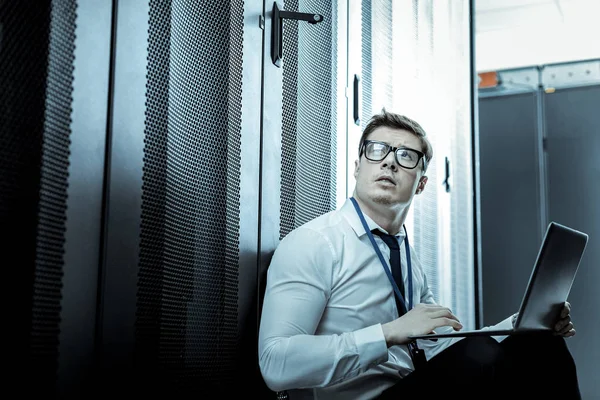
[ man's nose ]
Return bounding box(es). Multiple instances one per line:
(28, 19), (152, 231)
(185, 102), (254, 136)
(381, 151), (398, 170)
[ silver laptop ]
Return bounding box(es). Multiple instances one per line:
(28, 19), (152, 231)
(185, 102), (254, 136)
(409, 221), (589, 340)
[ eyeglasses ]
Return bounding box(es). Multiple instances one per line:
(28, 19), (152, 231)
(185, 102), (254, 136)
(361, 140), (427, 171)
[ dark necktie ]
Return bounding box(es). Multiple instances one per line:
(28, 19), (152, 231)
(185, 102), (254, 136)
(373, 230), (407, 316)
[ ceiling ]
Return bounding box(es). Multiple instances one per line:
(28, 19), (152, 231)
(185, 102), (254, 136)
(474, 0), (599, 33)
(474, 0), (600, 71)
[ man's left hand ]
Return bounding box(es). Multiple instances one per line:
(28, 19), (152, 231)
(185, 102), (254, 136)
(554, 301), (576, 337)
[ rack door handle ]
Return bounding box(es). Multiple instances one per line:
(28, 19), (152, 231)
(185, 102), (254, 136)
(442, 157), (451, 193)
(353, 74), (361, 125)
(271, 2), (324, 67)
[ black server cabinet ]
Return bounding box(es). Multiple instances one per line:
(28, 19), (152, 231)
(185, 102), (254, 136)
(1, 1), (111, 396)
(2, 0), (340, 397)
(544, 84), (600, 398)
(477, 63), (600, 398)
(98, 0), (261, 395)
(478, 91), (544, 326)
(259, 0), (339, 394)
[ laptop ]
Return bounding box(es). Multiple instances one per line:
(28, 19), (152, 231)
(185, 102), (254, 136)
(408, 221), (589, 340)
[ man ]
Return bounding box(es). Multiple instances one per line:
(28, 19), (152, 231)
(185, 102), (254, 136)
(258, 109), (580, 399)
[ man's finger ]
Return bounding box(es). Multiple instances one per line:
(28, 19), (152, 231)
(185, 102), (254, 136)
(430, 308), (458, 320)
(423, 304), (450, 311)
(563, 328), (576, 338)
(555, 317), (571, 331)
(438, 317), (463, 331)
(559, 322), (574, 335)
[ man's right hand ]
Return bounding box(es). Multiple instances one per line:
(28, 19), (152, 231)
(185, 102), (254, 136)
(381, 303), (462, 347)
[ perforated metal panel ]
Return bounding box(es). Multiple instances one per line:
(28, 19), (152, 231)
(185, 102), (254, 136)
(33, 0), (76, 382)
(0, 0), (75, 392)
(360, 1), (372, 129)
(135, 0), (243, 391)
(369, 0), (393, 118)
(280, 0), (337, 238)
(445, 2), (475, 329)
(401, 0), (441, 303)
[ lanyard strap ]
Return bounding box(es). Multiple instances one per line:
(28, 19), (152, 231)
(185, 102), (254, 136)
(350, 197), (413, 311)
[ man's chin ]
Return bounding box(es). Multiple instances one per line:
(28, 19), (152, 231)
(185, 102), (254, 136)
(371, 194), (396, 205)
(369, 189), (412, 206)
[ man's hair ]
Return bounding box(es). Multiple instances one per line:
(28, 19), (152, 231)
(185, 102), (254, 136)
(358, 108), (433, 167)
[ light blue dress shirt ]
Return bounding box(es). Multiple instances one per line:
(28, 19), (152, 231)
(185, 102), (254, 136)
(258, 198), (513, 399)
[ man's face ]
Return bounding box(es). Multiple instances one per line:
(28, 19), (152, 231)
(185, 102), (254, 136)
(353, 127), (428, 207)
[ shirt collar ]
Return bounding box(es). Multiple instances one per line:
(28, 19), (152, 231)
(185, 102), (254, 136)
(340, 198), (406, 240)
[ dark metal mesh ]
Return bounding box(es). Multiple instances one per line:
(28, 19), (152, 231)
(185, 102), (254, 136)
(0, 0), (75, 392)
(136, 0), (243, 391)
(280, 0), (337, 239)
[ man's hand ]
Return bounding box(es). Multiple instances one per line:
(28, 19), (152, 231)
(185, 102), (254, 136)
(554, 301), (576, 338)
(381, 303), (462, 347)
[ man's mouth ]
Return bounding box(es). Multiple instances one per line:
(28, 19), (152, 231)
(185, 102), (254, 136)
(376, 176), (396, 185)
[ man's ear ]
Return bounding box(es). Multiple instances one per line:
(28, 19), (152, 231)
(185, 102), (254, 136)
(415, 176), (428, 194)
(353, 159), (360, 180)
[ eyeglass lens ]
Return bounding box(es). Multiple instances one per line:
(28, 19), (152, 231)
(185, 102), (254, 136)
(365, 142), (420, 169)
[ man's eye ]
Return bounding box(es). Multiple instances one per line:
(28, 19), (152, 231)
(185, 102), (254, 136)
(399, 150), (415, 161)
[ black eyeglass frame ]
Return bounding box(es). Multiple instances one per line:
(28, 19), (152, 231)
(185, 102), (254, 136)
(360, 140), (428, 171)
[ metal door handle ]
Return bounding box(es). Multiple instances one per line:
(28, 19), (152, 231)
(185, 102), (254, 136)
(443, 157), (451, 193)
(271, 2), (324, 67)
(353, 74), (361, 125)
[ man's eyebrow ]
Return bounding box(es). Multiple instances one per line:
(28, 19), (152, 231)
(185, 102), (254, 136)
(394, 144), (421, 152)
(369, 140), (421, 152)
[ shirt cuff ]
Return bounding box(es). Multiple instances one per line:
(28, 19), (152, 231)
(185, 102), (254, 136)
(353, 324), (389, 369)
(483, 314), (515, 342)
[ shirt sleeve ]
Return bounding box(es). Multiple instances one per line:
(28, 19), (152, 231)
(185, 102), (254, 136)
(258, 227), (389, 392)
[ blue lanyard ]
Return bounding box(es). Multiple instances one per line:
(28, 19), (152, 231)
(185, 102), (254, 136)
(350, 197), (414, 311)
